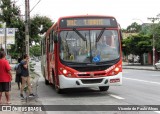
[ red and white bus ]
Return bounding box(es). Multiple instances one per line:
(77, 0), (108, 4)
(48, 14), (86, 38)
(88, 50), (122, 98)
(41, 15), (122, 93)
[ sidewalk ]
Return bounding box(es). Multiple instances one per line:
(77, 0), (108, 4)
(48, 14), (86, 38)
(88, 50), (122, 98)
(1, 71), (23, 105)
(122, 62), (159, 71)
(0, 64), (42, 114)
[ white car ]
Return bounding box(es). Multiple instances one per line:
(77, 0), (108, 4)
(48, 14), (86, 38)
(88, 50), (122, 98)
(155, 60), (160, 69)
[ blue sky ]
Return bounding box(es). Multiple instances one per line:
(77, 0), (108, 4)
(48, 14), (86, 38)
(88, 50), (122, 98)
(16, 0), (160, 29)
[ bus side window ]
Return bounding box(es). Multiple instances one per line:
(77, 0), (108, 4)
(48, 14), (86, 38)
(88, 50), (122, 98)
(43, 37), (46, 54)
(49, 31), (53, 52)
(54, 32), (58, 43)
(52, 31), (54, 52)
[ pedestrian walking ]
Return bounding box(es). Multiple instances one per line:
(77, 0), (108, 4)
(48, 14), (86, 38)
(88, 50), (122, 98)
(14, 57), (22, 90)
(20, 54), (34, 98)
(0, 51), (12, 104)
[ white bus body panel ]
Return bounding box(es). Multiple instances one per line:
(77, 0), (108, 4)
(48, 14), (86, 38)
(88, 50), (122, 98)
(59, 72), (122, 89)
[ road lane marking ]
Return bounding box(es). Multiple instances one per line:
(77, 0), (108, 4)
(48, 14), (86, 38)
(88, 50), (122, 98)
(123, 77), (160, 85)
(151, 75), (160, 77)
(109, 94), (125, 100)
(154, 111), (160, 114)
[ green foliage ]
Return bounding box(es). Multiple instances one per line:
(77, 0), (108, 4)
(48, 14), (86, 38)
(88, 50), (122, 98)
(29, 62), (35, 72)
(139, 22), (160, 51)
(30, 45), (41, 57)
(122, 35), (152, 56)
(122, 38), (131, 56)
(153, 23), (160, 51)
(139, 24), (152, 35)
(30, 15), (53, 43)
(0, 0), (21, 26)
(0, 0), (25, 57)
(122, 34), (152, 64)
(0, 1), (53, 57)
(126, 22), (141, 33)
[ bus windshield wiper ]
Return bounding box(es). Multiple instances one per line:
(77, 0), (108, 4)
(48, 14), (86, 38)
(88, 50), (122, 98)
(96, 28), (105, 42)
(73, 28), (86, 41)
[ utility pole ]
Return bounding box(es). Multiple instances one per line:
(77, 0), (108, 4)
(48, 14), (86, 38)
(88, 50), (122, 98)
(147, 17), (160, 66)
(4, 27), (7, 55)
(25, 0), (30, 55)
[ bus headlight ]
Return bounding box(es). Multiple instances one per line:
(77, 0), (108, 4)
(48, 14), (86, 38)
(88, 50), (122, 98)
(108, 65), (122, 76)
(114, 67), (119, 72)
(60, 67), (73, 77)
(63, 69), (67, 74)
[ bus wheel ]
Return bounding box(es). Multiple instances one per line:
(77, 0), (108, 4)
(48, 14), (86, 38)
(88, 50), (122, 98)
(99, 86), (109, 91)
(45, 79), (50, 85)
(55, 85), (63, 94)
(44, 69), (50, 85)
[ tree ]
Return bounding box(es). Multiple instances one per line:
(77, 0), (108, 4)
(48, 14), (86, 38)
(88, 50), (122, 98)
(122, 38), (132, 56)
(140, 22), (160, 52)
(126, 22), (141, 33)
(0, 0), (25, 58)
(30, 15), (53, 44)
(30, 44), (41, 57)
(0, 0), (21, 27)
(122, 34), (152, 64)
(152, 23), (160, 51)
(0, 1), (53, 58)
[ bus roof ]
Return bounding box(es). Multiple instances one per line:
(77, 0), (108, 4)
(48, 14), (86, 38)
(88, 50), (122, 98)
(44, 15), (118, 37)
(57, 15), (116, 20)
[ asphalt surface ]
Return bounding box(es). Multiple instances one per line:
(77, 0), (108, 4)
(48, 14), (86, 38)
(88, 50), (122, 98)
(0, 62), (159, 114)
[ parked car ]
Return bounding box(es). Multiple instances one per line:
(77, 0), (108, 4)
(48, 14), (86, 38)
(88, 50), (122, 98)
(155, 60), (160, 69)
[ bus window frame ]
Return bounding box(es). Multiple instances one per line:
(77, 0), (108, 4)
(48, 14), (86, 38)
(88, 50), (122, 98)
(54, 31), (58, 43)
(49, 30), (54, 52)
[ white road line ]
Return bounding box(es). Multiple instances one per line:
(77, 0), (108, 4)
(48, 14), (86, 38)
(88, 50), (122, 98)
(151, 75), (160, 77)
(109, 94), (125, 100)
(123, 77), (160, 85)
(154, 111), (160, 114)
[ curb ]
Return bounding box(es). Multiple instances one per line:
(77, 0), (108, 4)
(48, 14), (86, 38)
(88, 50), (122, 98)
(122, 66), (159, 71)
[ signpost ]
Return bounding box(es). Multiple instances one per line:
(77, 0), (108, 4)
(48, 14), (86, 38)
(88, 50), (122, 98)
(0, 27), (15, 54)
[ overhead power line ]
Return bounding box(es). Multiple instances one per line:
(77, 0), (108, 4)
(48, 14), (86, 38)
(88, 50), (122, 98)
(30, 0), (42, 13)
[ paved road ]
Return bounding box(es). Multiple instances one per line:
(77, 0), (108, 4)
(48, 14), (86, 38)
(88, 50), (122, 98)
(34, 62), (160, 114)
(110, 69), (160, 105)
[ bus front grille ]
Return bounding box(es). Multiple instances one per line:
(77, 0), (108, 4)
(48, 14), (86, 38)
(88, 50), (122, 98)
(81, 79), (103, 84)
(78, 73), (106, 77)
(72, 65), (111, 72)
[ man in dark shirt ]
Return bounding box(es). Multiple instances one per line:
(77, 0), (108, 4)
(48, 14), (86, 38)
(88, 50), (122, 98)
(20, 54), (34, 98)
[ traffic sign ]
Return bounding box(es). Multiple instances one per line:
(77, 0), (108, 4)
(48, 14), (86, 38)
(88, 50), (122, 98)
(0, 28), (15, 44)
(0, 28), (5, 36)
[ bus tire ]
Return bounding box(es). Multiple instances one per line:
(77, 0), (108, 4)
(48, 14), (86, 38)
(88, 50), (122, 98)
(44, 68), (50, 85)
(52, 69), (55, 84)
(99, 86), (109, 91)
(45, 79), (50, 85)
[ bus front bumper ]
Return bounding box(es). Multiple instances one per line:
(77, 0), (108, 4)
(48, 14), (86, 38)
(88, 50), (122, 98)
(59, 72), (122, 89)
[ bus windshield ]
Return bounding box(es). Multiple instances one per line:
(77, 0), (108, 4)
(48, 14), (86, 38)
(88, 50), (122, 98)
(60, 29), (120, 63)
